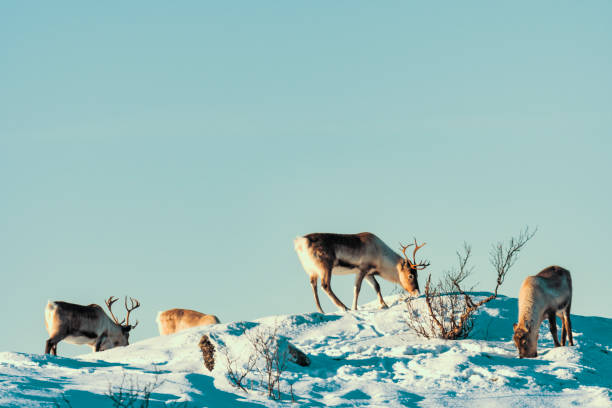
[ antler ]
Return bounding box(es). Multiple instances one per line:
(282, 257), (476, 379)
(411, 238), (431, 270)
(124, 297), (140, 328)
(105, 296), (126, 325)
(411, 238), (425, 262)
(400, 242), (414, 261)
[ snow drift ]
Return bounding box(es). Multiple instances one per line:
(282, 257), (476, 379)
(1, 294), (611, 407)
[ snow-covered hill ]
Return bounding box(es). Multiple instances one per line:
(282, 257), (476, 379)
(1, 294), (611, 407)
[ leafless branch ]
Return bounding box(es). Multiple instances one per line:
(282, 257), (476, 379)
(105, 367), (163, 408)
(405, 228), (535, 340)
(247, 325), (289, 400)
(220, 342), (257, 393)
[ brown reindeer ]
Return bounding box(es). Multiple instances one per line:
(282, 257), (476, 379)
(156, 308), (220, 335)
(294, 232), (429, 313)
(513, 266), (574, 358)
(44, 296), (140, 355)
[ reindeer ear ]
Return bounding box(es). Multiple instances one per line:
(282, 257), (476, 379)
(513, 323), (517, 331)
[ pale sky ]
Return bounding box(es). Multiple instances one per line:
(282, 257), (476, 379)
(1, 2), (611, 356)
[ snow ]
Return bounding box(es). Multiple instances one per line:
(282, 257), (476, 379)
(1, 294), (611, 407)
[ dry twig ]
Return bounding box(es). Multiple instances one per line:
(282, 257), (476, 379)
(220, 340), (257, 393)
(247, 325), (289, 400)
(405, 227), (536, 340)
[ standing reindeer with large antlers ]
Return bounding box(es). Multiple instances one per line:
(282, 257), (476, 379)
(44, 296), (140, 355)
(294, 232), (430, 313)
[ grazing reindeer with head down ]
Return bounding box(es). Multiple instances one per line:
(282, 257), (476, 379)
(44, 296), (140, 355)
(513, 266), (574, 358)
(294, 232), (429, 313)
(156, 308), (220, 335)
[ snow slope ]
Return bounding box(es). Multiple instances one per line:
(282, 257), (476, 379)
(1, 294), (611, 407)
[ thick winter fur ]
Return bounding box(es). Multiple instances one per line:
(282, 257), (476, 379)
(156, 308), (220, 335)
(513, 266), (574, 358)
(294, 232), (422, 313)
(44, 301), (133, 355)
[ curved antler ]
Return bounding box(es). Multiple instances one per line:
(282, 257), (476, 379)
(124, 297), (140, 328)
(105, 296), (126, 325)
(411, 238), (430, 270)
(412, 238), (425, 261)
(400, 240), (430, 269)
(400, 242), (414, 261)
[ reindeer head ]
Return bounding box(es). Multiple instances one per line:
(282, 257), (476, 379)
(398, 239), (430, 296)
(103, 296), (140, 350)
(513, 322), (537, 358)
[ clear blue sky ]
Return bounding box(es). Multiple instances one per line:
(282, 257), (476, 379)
(1, 2), (611, 356)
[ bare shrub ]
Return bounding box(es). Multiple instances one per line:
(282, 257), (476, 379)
(220, 324), (293, 400)
(54, 368), (191, 408)
(105, 367), (163, 408)
(199, 335), (216, 372)
(247, 325), (289, 400)
(405, 227), (536, 340)
(220, 338), (257, 393)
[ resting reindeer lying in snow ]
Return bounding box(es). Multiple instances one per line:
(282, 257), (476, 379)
(156, 308), (220, 335)
(513, 266), (574, 358)
(294, 232), (429, 313)
(44, 296), (140, 355)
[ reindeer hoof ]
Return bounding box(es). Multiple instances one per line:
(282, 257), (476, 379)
(380, 303), (389, 309)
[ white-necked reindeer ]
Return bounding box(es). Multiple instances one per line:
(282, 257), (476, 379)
(513, 266), (574, 358)
(44, 296), (140, 355)
(294, 232), (429, 313)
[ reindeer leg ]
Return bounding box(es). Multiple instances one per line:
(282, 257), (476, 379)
(565, 306), (574, 346)
(45, 333), (66, 356)
(558, 310), (568, 346)
(561, 318), (567, 346)
(352, 270), (367, 310)
(366, 274), (388, 309)
(45, 339), (53, 355)
(320, 264), (348, 312)
(548, 312), (561, 347)
(94, 332), (108, 352)
(310, 275), (324, 314)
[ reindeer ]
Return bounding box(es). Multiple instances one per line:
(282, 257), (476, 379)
(513, 266), (574, 358)
(294, 232), (429, 313)
(156, 308), (220, 335)
(44, 296), (140, 355)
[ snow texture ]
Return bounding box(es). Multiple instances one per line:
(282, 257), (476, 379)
(1, 294), (611, 407)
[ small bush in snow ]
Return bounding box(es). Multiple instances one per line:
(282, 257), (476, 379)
(405, 227), (535, 340)
(105, 367), (163, 408)
(220, 340), (257, 393)
(220, 323), (294, 401)
(53, 368), (181, 408)
(247, 325), (289, 400)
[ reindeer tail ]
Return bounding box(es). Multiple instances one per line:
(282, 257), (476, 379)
(44, 301), (57, 332)
(293, 236), (310, 254)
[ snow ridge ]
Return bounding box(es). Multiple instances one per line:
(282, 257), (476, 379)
(1, 294), (611, 407)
